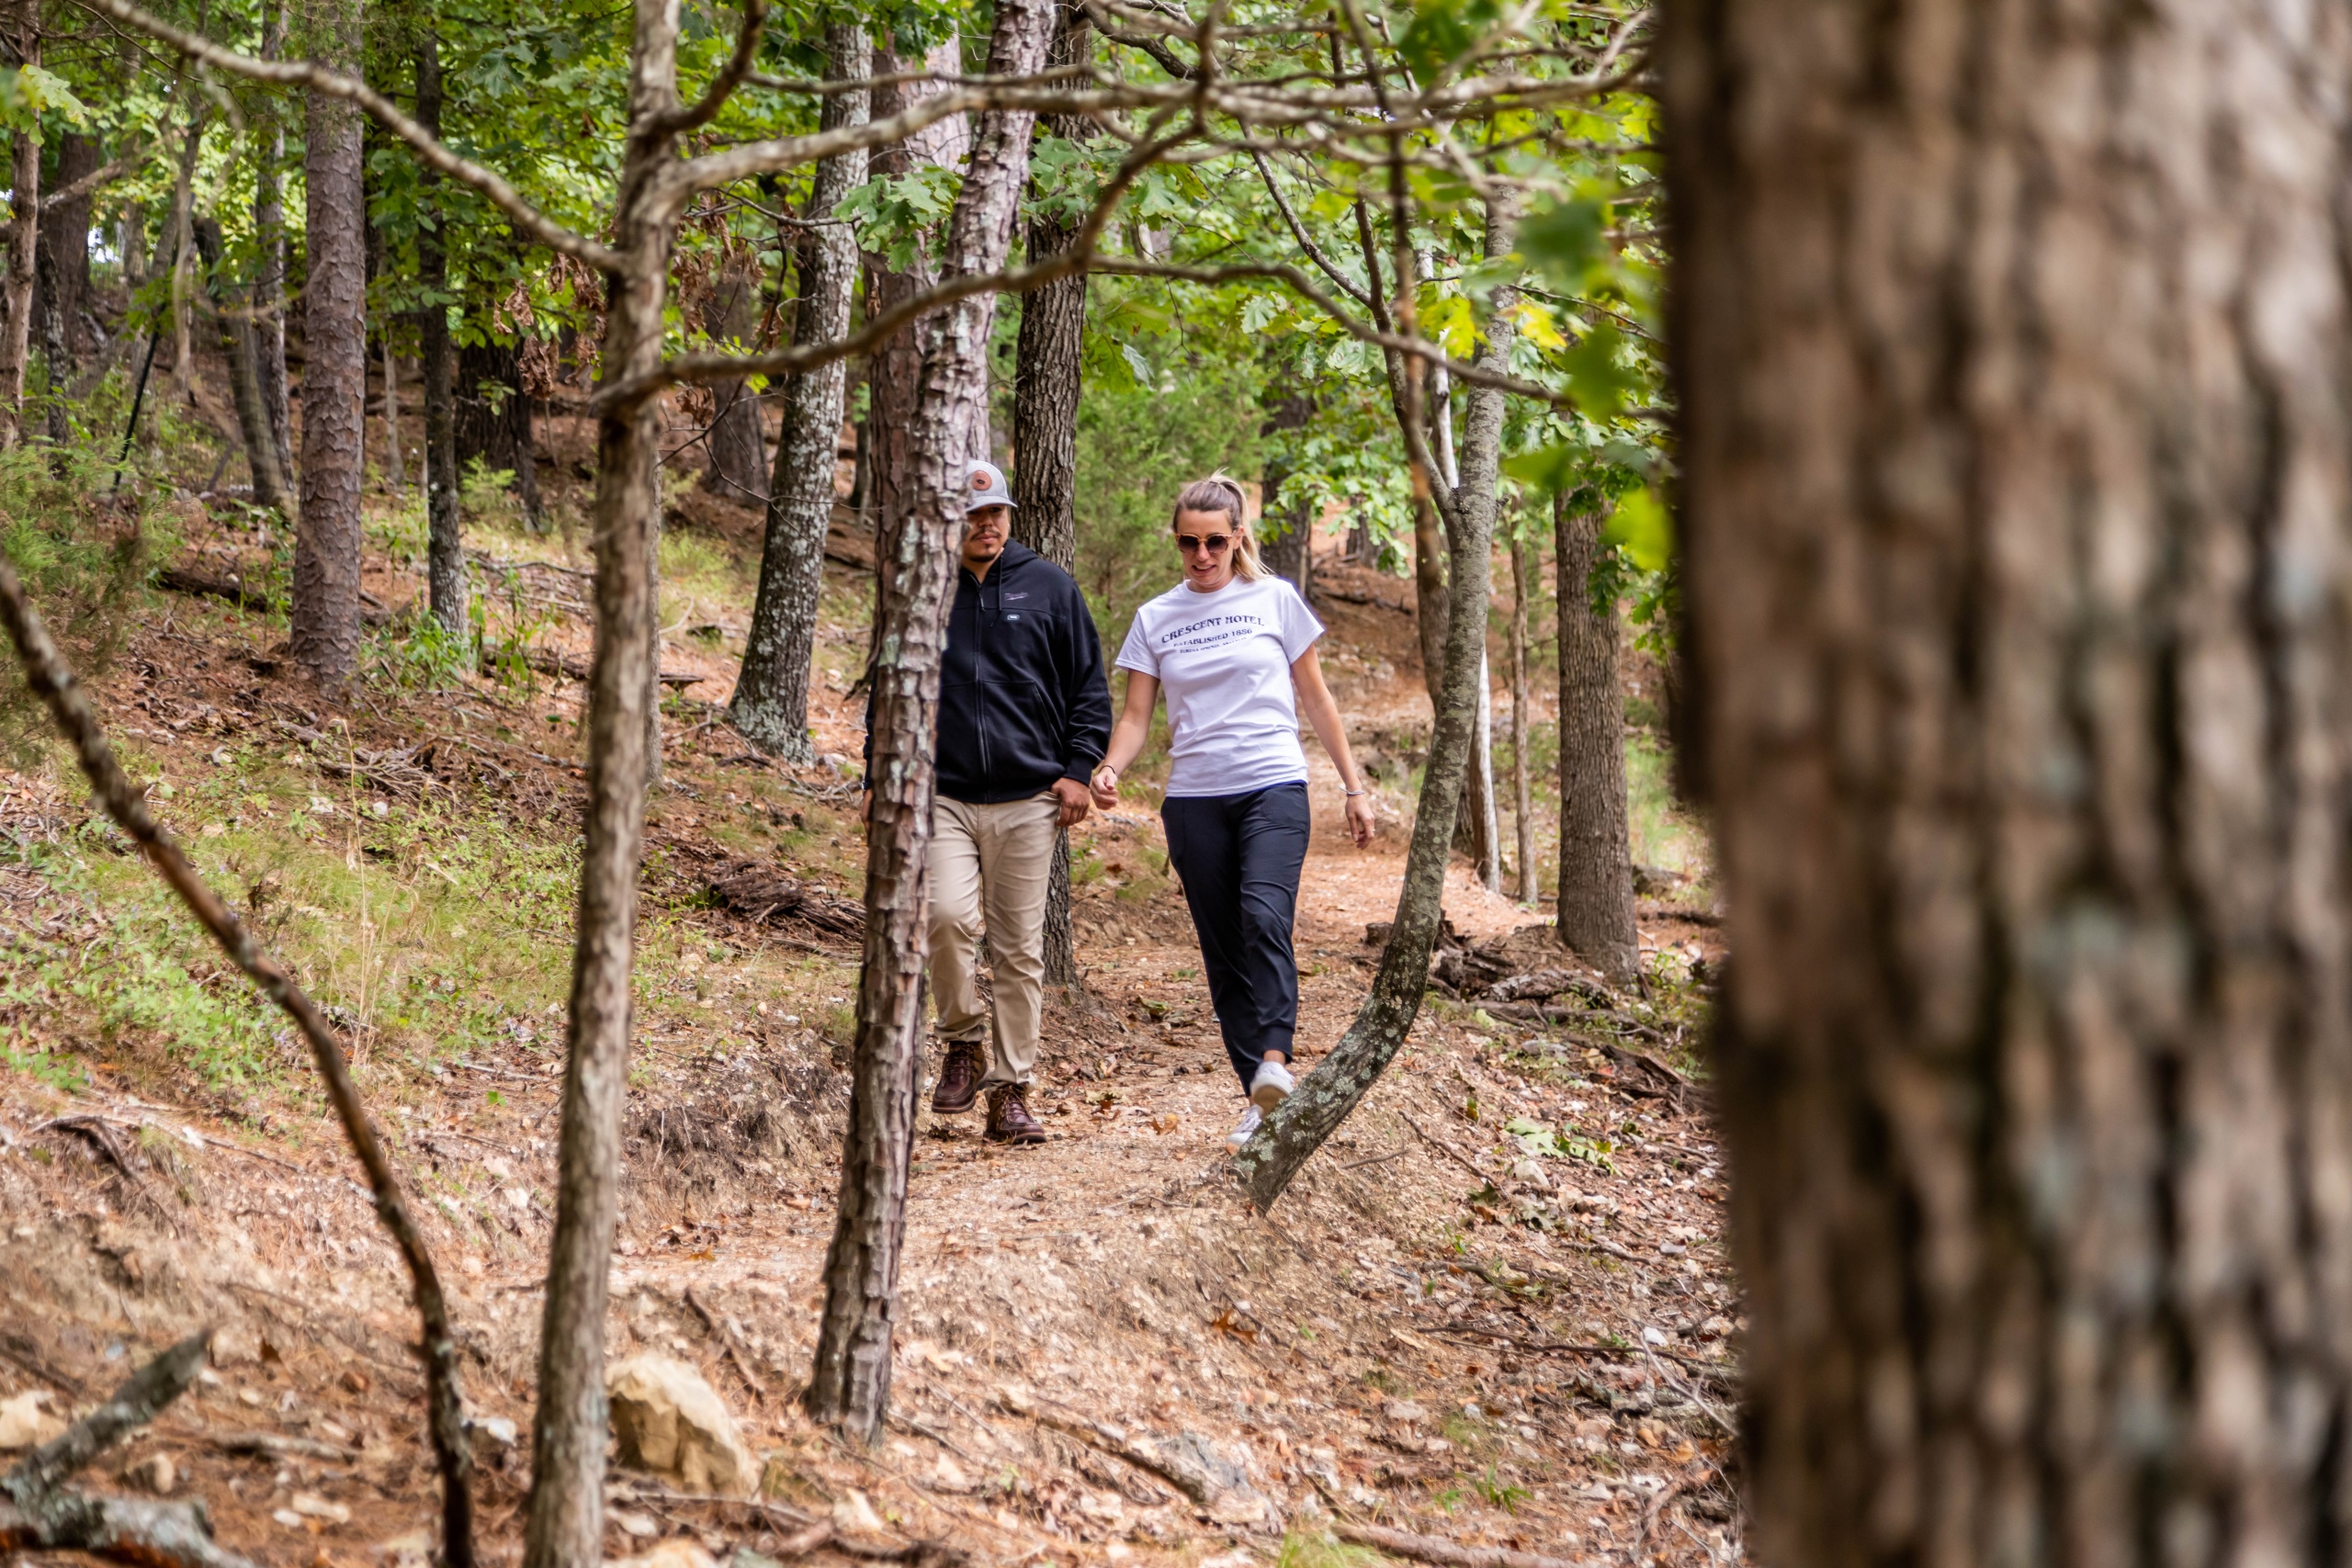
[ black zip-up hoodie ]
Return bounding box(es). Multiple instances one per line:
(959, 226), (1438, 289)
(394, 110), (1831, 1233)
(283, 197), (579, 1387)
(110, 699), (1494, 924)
(864, 541), (1114, 805)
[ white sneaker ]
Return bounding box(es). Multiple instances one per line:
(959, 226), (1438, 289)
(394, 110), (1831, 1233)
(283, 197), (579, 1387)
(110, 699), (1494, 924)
(1227, 1104), (1262, 1147)
(1249, 1058), (1295, 1111)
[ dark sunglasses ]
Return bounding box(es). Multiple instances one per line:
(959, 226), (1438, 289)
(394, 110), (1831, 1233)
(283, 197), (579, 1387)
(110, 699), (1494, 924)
(1176, 534), (1232, 555)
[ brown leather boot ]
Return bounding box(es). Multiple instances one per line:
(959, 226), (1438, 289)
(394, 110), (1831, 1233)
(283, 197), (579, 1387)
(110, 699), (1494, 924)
(931, 1042), (985, 1114)
(985, 1083), (1046, 1145)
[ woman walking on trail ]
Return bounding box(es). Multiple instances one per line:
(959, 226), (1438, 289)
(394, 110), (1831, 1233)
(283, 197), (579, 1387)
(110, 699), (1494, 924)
(1090, 476), (1377, 1147)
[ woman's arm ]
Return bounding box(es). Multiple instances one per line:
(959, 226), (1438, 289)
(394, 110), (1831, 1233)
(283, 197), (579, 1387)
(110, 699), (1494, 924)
(1090, 671), (1159, 807)
(1292, 646), (1375, 847)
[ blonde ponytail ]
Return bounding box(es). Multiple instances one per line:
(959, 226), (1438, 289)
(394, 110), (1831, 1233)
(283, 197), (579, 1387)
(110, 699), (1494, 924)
(1172, 474), (1263, 581)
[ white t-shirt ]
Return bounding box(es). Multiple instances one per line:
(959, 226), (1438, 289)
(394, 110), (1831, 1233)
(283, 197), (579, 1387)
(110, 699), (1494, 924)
(1114, 574), (1325, 798)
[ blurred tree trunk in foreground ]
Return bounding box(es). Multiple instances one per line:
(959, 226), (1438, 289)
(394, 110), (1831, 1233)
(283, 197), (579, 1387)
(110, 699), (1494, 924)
(1668, 0), (2352, 1562)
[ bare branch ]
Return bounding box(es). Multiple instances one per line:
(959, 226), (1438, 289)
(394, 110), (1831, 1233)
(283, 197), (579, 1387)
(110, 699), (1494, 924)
(6, 1335), (209, 1499)
(0, 555), (477, 1568)
(1080, 0), (1200, 79)
(40, 138), (153, 211)
(1249, 145), (1372, 308)
(1, 1333), (262, 1568)
(626, 125), (1190, 410)
(744, 62), (1094, 97)
(659, 0), (766, 135)
(1091, 258), (1566, 406)
(82, 0), (621, 273)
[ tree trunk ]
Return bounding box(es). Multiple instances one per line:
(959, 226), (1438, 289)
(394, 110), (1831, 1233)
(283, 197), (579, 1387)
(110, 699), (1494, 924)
(516, 8), (676, 1562)
(1659, 1), (2352, 1559)
(1012, 0), (1092, 992)
(255, 2), (292, 485)
(1549, 498), (1634, 974)
(808, 0), (1053, 1444)
(730, 24), (867, 760)
(415, 32), (462, 637)
(379, 331), (403, 496)
(857, 31), (974, 682)
(1237, 195), (1519, 1209)
(191, 217), (295, 519)
(1509, 531), (1537, 904)
(457, 332), (542, 522)
(293, 0), (366, 684)
(0, 3), (40, 448)
(38, 132), (96, 367)
(1257, 394), (1317, 596)
(34, 240), (64, 450)
(699, 255), (768, 506)
(1469, 649), (1499, 889)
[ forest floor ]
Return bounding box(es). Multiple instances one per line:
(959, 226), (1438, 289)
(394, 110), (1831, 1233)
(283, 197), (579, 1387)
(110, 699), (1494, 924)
(0, 420), (1738, 1568)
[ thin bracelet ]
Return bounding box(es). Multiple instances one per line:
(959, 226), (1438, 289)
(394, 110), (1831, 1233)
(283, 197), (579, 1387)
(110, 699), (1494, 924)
(1343, 786), (1366, 797)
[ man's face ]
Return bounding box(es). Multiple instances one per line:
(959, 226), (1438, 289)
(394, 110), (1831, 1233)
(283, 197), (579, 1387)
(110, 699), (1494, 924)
(963, 505), (1011, 570)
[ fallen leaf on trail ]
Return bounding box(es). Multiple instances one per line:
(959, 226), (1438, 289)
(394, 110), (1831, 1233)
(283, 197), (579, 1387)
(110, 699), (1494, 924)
(1210, 1309), (1258, 1343)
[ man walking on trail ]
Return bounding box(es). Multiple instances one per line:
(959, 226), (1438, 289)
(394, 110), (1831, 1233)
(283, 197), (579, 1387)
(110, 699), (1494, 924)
(864, 459), (1113, 1144)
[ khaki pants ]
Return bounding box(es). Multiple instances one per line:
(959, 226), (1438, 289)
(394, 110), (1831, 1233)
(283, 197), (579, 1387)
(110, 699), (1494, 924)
(928, 794), (1058, 1087)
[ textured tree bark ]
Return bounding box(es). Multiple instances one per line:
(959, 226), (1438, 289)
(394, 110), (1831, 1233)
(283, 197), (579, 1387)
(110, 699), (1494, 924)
(254, 3), (292, 484)
(860, 30), (974, 678)
(1549, 498), (1634, 977)
(516, 6), (673, 1562)
(190, 217), (295, 519)
(699, 254), (769, 506)
(1509, 531), (1537, 904)
(1664, 0), (2352, 1563)
(1237, 196), (1518, 1209)
(415, 33), (462, 637)
(379, 332), (403, 496)
(292, 0), (365, 684)
(808, 0), (1053, 1443)
(36, 132), (95, 366)
(456, 333), (541, 523)
(730, 23), (866, 760)
(1012, 0), (1092, 990)
(0, 2), (39, 448)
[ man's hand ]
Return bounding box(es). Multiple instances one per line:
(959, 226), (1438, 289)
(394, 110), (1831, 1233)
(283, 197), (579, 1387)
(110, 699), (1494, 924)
(1051, 777), (1091, 828)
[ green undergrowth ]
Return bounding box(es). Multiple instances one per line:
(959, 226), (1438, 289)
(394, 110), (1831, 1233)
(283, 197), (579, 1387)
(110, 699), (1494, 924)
(0, 714), (865, 1123)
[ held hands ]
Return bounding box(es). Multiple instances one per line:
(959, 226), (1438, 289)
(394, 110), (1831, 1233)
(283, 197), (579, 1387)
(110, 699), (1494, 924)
(1090, 763), (1121, 811)
(1051, 776), (1092, 828)
(1343, 790), (1375, 848)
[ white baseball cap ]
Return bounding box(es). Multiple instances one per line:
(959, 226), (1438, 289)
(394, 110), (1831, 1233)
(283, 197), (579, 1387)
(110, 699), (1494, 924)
(962, 459), (1016, 514)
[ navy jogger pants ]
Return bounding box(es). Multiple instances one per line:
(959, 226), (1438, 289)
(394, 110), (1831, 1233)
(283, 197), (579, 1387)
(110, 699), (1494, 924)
(1160, 783), (1312, 1093)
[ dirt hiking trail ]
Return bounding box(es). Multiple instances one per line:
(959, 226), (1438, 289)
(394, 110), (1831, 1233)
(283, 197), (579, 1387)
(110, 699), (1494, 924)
(0, 450), (1738, 1568)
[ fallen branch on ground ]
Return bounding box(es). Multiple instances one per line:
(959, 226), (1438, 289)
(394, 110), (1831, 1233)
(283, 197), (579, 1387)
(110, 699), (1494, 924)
(0, 552), (476, 1568)
(996, 1388), (1187, 1505)
(1637, 1458), (1722, 1554)
(707, 861), (865, 938)
(1333, 1521), (1581, 1568)
(0, 1331), (260, 1568)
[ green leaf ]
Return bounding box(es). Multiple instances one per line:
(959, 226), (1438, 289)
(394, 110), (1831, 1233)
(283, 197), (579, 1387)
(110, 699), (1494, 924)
(1561, 323), (1639, 421)
(1521, 197), (1608, 288)
(0, 65), (91, 132)
(1603, 486), (1672, 574)
(1502, 442), (1581, 492)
